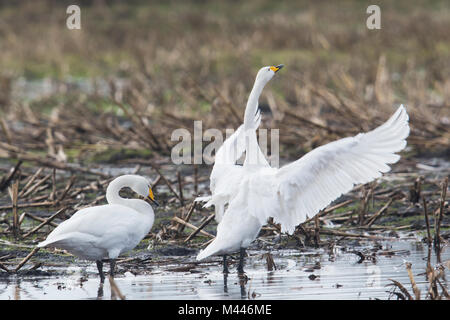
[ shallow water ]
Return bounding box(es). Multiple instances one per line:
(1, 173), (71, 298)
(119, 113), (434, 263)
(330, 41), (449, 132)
(1, 241), (448, 300)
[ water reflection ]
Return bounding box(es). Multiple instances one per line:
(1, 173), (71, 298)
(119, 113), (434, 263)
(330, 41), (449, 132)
(97, 283), (104, 300)
(0, 242), (448, 300)
(238, 274), (248, 299)
(14, 281), (20, 300)
(223, 273), (228, 294)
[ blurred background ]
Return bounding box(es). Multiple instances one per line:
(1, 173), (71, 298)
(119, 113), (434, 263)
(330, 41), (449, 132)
(0, 0), (448, 165)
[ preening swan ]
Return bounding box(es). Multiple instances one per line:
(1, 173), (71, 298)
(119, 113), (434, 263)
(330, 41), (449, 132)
(196, 65), (410, 274)
(38, 174), (159, 282)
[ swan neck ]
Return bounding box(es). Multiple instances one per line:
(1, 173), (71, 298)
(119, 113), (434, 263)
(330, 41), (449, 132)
(244, 80), (264, 130)
(105, 176), (155, 224)
(106, 177), (128, 205)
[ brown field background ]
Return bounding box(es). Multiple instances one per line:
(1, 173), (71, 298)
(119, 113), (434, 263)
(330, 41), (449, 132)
(0, 0), (449, 165)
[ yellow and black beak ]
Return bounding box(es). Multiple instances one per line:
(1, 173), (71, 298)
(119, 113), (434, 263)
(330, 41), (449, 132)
(270, 64), (284, 73)
(146, 187), (159, 207)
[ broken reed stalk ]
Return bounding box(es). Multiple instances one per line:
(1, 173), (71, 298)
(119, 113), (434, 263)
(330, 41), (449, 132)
(0, 200), (55, 211)
(8, 179), (20, 239)
(303, 199), (353, 225)
(423, 197), (432, 245)
(178, 201), (196, 234)
(437, 279), (450, 299)
(405, 262), (421, 300)
(388, 279), (414, 300)
(0, 160), (22, 192)
(148, 163), (182, 203)
(24, 212), (58, 228)
(171, 216), (215, 239)
(264, 252), (276, 271)
(19, 211), (26, 225)
(0, 261), (10, 273)
(409, 176), (422, 203)
(201, 237), (215, 247)
(151, 174), (161, 189)
(314, 215), (320, 247)
(434, 177), (448, 248)
(427, 269), (439, 299)
(11, 180), (19, 236)
(22, 207), (66, 239)
(0, 117), (12, 144)
(14, 247), (40, 272)
(55, 176), (75, 205)
(18, 167), (44, 198)
(109, 276), (126, 300)
(21, 173), (51, 198)
(365, 198), (393, 227)
(297, 224), (313, 246)
(194, 165), (198, 196)
(358, 188), (371, 225)
(177, 170), (184, 207)
(184, 214), (216, 242)
(50, 168), (56, 201)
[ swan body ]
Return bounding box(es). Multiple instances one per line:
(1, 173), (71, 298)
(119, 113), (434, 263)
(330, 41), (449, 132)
(196, 65), (410, 271)
(37, 203), (153, 260)
(38, 174), (158, 281)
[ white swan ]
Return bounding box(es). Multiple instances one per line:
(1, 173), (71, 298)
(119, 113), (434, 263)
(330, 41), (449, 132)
(38, 174), (159, 282)
(196, 65), (410, 274)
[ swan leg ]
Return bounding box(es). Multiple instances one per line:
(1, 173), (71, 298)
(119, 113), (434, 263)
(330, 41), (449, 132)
(223, 255), (229, 274)
(110, 259), (116, 278)
(237, 247), (246, 274)
(96, 260), (105, 283)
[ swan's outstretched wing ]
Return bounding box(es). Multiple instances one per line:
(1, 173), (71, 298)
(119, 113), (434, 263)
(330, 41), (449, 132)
(248, 105), (410, 234)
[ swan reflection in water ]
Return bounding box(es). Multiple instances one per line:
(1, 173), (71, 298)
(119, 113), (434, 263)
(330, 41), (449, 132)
(222, 272), (249, 299)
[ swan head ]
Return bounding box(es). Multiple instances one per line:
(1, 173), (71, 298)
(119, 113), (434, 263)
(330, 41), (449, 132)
(255, 64), (284, 86)
(124, 175), (160, 207)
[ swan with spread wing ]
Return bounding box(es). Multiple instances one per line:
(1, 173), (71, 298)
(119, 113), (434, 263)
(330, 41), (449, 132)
(196, 65), (410, 274)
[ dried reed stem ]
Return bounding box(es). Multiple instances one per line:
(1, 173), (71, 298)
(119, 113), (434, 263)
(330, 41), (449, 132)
(434, 177), (448, 248)
(183, 214), (216, 242)
(22, 207), (66, 239)
(14, 247), (40, 272)
(109, 276), (126, 300)
(171, 216), (215, 239)
(423, 197), (432, 245)
(9, 180), (20, 238)
(405, 262), (421, 300)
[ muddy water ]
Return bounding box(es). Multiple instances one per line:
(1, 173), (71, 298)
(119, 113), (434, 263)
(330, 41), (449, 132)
(0, 241), (447, 300)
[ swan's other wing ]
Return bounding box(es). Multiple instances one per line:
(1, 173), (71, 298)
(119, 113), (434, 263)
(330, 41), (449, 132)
(212, 107), (263, 178)
(197, 108), (268, 222)
(248, 105), (410, 234)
